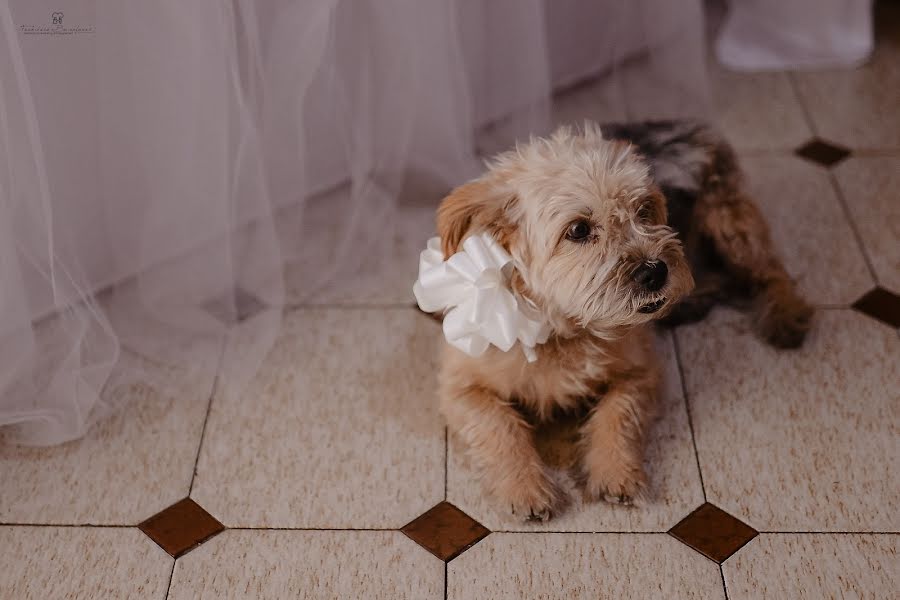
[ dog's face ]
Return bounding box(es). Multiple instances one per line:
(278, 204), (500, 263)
(437, 124), (694, 335)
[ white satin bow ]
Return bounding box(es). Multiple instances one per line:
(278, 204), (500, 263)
(413, 233), (550, 362)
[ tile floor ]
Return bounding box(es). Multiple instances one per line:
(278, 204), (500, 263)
(2, 6), (899, 600)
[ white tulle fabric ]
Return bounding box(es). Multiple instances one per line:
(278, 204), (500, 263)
(0, 0), (710, 445)
(414, 235), (550, 362)
(717, 0), (874, 70)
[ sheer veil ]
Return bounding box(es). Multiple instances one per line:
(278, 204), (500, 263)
(0, 0), (710, 445)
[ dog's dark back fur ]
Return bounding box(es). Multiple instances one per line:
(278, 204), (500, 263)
(601, 120), (812, 346)
(601, 120), (728, 239)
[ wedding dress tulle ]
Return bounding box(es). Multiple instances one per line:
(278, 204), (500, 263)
(0, 0), (710, 445)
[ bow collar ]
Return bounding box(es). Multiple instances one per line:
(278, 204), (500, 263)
(413, 233), (550, 362)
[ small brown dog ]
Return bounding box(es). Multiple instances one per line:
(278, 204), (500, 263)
(427, 120), (812, 521)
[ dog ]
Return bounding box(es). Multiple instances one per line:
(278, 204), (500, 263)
(428, 120), (812, 521)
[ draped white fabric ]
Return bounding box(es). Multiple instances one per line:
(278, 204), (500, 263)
(717, 0), (874, 70)
(0, 0), (711, 445)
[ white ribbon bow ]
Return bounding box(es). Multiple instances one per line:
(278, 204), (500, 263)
(413, 233), (550, 362)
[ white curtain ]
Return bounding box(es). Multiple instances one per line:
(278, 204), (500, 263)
(717, 0), (874, 70)
(0, 0), (710, 446)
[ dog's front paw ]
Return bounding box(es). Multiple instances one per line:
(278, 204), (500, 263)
(495, 469), (562, 523)
(513, 504), (553, 523)
(580, 459), (648, 507)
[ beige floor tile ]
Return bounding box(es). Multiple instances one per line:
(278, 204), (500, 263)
(449, 533), (725, 599)
(677, 308), (899, 532)
(711, 66), (812, 151)
(725, 534), (899, 600)
(447, 331), (705, 531)
(791, 3), (900, 149)
(167, 530), (442, 600)
(191, 308), (445, 528)
(833, 157), (900, 292)
(740, 155), (873, 305)
(0, 526), (172, 599)
(0, 349), (215, 524)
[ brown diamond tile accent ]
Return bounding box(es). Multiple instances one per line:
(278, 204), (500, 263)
(852, 287), (900, 328)
(204, 287), (266, 324)
(668, 503), (757, 563)
(401, 501), (490, 562)
(138, 498), (225, 558)
(794, 138), (851, 167)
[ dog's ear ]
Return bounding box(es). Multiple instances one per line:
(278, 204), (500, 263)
(436, 179), (516, 258)
(645, 185), (668, 225)
(635, 183), (668, 226)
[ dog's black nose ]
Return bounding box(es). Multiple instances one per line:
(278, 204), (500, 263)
(632, 261), (668, 292)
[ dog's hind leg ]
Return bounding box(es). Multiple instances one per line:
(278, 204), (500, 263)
(659, 271), (727, 327)
(698, 185), (813, 348)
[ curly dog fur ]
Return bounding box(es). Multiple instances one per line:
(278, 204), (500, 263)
(434, 120), (812, 521)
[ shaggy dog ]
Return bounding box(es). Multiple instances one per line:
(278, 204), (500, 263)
(430, 120), (812, 521)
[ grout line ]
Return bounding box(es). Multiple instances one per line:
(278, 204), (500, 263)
(444, 426), (449, 501)
(227, 526), (398, 532)
(757, 530), (900, 535)
(738, 148), (900, 157)
(845, 148), (900, 156)
(163, 561), (177, 600)
(1, 522), (893, 535)
(0, 523), (134, 528)
(783, 71), (900, 161)
(188, 340), (229, 496)
(825, 170), (880, 286)
(444, 561), (448, 600)
(490, 530), (900, 535)
(787, 73), (818, 136)
(492, 530), (670, 535)
(719, 564), (729, 600)
(671, 330), (707, 502)
(786, 65), (884, 285)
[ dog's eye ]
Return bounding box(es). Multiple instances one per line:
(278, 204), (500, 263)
(565, 219), (591, 241)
